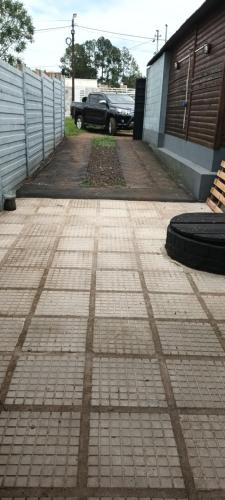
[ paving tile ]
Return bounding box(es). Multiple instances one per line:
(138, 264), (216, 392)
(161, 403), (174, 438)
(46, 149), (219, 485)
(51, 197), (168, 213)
(0, 290), (35, 316)
(31, 215), (65, 225)
(69, 199), (98, 208)
(92, 357), (166, 407)
(68, 207), (97, 216)
(99, 227), (133, 238)
(0, 355), (11, 387)
(99, 200), (127, 209)
(35, 291), (90, 316)
(149, 293), (207, 320)
(96, 270), (142, 291)
(95, 292), (147, 318)
(15, 236), (56, 250)
(98, 217), (130, 227)
(130, 208), (159, 218)
(0, 411), (80, 487)
(0, 249), (7, 262)
(45, 268), (92, 290)
(0, 224), (23, 235)
(93, 318), (154, 355)
(97, 252), (137, 270)
(57, 237), (94, 251)
(62, 225), (95, 237)
(6, 354), (85, 405)
(99, 209), (128, 218)
(135, 227), (166, 240)
(144, 271), (193, 293)
(23, 317), (87, 352)
(4, 249), (50, 268)
(137, 239), (165, 253)
(180, 414), (225, 489)
(0, 213), (27, 224)
(39, 198), (69, 207)
(23, 224), (61, 236)
(191, 272), (225, 293)
(0, 235), (17, 247)
(0, 318), (24, 351)
(157, 321), (224, 356)
(203, 296), (225, 320)
(140, 254), (183, 271)
(37, 206), (67, 215)
(0, 268), (43, 289)
(98, 238), (134, 252)
(88, 412), (184, 488)
(167, 359), (225, 408)
(51, 251), (93, 269)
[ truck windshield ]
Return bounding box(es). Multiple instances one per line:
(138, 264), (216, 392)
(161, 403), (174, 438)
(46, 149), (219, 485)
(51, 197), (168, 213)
(107, 94), (134, 105)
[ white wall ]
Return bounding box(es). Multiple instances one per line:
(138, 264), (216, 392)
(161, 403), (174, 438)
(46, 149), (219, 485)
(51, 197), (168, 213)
(143, 54), (166, 143)
(65, 78), (98, 116)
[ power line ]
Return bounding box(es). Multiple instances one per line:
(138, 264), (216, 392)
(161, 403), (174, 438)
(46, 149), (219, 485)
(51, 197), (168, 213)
(76, 24), (154, 40)
(35, 25), (70, 31)
(34, 23), (154, 40)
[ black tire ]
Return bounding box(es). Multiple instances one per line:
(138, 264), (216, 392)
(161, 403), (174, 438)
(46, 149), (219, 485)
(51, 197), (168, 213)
(166, 225), (225, 275)
(108, 117), (117, 135)
(75, 114), (84, 130)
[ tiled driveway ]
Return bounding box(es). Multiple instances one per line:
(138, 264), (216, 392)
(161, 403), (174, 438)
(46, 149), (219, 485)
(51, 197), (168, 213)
(0, 198), (225, 499)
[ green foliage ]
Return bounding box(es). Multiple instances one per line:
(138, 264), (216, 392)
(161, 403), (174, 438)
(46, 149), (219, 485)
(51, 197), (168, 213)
(65, 117), (82, 137)
(60, 36), (141, 88)
(92, 136), (116, 148)
(0, 0), (34, 64)
(61, 40), (97, 79)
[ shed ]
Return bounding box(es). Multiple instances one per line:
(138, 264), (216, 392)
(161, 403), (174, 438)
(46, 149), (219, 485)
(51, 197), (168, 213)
(143, 0), (225, 200)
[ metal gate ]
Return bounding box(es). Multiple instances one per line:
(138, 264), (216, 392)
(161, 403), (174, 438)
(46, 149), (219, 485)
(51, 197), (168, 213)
(133, 78), (146, 140)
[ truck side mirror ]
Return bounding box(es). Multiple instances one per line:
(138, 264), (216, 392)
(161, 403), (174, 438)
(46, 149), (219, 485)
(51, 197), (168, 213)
(99, 99), (107, 105)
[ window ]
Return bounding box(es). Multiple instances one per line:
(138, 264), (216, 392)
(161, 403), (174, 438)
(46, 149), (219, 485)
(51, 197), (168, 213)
(89, 94), (104, 105)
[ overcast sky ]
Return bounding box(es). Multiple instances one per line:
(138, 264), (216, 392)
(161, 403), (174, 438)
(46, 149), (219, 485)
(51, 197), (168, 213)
(22, 0), (204, 75)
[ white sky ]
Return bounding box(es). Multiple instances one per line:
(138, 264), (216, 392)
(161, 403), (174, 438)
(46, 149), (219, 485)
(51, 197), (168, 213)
(22, 0), (204, 75)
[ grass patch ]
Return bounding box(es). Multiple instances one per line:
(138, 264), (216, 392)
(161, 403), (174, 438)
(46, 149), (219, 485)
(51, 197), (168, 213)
(65, 117), (82, 137)
(92, 135), (116, 148)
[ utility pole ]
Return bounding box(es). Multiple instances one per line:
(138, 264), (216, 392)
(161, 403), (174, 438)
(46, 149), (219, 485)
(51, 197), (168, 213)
(71, 13), (77, 102)
(165, 24), (168, 43)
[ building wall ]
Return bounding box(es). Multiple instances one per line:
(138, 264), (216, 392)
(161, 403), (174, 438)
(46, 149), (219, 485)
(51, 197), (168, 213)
(65, 78), (98, 116)
(166, 3), (225, 149)
(142, 2), (225, 200)
(143, 53), (170, 146)
(0, 59), (65, 209)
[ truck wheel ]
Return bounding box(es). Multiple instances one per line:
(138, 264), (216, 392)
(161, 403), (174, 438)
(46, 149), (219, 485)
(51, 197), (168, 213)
(76, 115), (84, 130)
(108, 117), (117, 135)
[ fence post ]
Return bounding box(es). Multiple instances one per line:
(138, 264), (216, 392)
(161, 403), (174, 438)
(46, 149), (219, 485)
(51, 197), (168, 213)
(41, 76), (45, 161)
(23, 69), (29, 176)
(61, 79), (63, 139)
(53, 79), (56, 149)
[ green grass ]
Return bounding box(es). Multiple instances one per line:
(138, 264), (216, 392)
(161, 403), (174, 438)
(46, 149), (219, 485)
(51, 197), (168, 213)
(92, 135), (116, 148)
(65, 117), (82, 137)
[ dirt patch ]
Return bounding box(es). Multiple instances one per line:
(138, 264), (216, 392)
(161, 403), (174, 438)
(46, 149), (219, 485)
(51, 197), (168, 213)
(84, 138), (126, 187)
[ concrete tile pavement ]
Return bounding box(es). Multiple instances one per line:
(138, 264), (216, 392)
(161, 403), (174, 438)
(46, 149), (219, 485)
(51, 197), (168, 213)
(0, 198), (225, 499)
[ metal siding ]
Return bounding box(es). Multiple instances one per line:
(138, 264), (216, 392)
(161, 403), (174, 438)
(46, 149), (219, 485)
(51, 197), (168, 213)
(0, 60), (65, 206)
(0, 60), (27, 201)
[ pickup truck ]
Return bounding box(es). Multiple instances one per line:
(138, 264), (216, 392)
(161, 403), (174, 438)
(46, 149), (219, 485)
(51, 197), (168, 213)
(71, 92), (134, 135)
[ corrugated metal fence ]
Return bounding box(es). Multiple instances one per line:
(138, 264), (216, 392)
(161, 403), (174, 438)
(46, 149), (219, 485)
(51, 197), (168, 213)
(0, 59), (65, 208)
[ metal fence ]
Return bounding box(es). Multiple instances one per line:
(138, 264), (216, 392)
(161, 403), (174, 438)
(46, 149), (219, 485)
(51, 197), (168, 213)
(0, 59), (65, 209)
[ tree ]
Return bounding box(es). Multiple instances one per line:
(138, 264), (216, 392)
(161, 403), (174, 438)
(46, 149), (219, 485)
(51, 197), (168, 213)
(0, 0), (34, 65)
(60, 37), (141, 87)
(121, 47), (141, 88)
(60, 40), (97, 79)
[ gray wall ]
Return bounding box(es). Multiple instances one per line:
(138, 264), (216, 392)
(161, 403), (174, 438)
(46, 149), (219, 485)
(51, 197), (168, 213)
(142, 53), (218, 201)
(0, 59), (65, 209)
